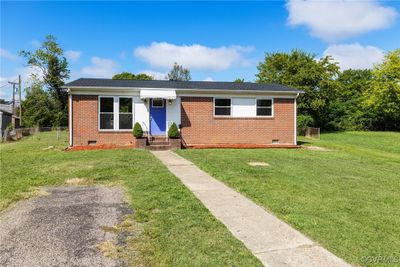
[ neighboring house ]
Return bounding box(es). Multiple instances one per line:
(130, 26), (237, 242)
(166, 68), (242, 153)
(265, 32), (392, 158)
(63, 78), (303, 148)
(0, 104), (20, 138)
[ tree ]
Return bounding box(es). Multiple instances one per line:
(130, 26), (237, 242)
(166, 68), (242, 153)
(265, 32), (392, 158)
(0, 99), (7, 104)
(326, 69), (372, 130)
(21, 77), (54, 127)
(362, 49), (400, 130)
(256, 50), (340, 129)
(234, 78), (245, 83)
(166, 62), (191, 81)
(20, 35), (70, 126)
(112, 72), (153, 80)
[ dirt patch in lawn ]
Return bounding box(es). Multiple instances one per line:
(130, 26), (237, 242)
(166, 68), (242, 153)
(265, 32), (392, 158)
(302, 146), (334, 151)
(65, 178), (93, 186)
(248, 162), (270, 167)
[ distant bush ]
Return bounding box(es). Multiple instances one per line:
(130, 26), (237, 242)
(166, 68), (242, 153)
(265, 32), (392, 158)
(297, 114), (314, 134)
(168, 123), (180, 138)
(133, 122), (143, 138)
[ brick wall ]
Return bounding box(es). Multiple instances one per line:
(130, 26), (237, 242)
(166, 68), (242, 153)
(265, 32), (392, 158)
(70, 95), (296, 147)
(180, 97), (295, 146)
(71, 95), (135, 147)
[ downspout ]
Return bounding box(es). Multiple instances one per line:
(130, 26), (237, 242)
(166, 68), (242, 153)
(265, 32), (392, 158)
(294, 93), (299, 146)
(68, 90), (73, 147)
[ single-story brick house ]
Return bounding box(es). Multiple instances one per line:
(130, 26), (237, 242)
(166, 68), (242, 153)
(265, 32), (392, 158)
(63, 78), (303, 149)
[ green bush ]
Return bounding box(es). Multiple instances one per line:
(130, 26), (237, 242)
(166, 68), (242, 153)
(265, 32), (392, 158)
(168, 123), (180, 138)
(133, 122), (143, 138)
(6, 123), (14, 131)
(297, 114), (314, 134)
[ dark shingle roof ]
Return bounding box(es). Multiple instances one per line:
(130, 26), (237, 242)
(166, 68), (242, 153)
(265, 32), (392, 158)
(63, 78), (302, 93)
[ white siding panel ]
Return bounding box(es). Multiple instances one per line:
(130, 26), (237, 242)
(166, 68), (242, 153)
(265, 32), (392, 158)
(134, 97), (150, 132)
(232, 98), (256, 117)
(166, 97), (181, 130)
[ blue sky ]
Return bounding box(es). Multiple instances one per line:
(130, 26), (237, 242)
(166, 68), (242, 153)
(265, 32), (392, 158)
(1, 1), (399, 100)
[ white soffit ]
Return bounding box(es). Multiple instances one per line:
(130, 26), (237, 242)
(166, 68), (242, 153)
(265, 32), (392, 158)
(140, 89), (176, 99)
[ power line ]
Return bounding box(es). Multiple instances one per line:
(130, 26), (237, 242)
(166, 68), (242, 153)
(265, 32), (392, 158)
(0, 83), (10, 88)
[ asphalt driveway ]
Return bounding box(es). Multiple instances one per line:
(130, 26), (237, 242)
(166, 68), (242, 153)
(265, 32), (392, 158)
(0, 186), (131, 267)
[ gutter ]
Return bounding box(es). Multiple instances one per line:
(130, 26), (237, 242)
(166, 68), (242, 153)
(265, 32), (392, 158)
(61, 86), (305, 95)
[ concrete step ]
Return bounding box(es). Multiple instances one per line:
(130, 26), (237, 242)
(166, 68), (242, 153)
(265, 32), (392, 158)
(149, 135), (167, 141)
(149, 141), (170, 146)
(146, 144), (172, 151)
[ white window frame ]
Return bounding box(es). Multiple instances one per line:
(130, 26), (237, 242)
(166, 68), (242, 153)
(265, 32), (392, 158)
(98, 96), (134, 131)
(119, 97), (134, 130)
(213, 97), (232, 117)
(256, 98), (274, 117)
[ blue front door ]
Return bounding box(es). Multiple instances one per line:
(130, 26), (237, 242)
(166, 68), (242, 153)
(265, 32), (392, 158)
(150, 99), (166, 135)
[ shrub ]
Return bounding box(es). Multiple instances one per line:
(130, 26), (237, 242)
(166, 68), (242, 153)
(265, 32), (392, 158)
(133, 122), (143, 138)
(297, 114), (314, 135)
(168, 123), (180, 138)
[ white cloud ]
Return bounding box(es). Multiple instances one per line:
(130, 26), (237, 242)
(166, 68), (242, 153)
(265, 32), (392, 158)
(81, 57), (119, 78)
(203, 77), (214, 81)
(323, 43), (384, 70)
(0, 48), (18, 61)
(140, 70), (167, 80)
(286, 0), (397, 42)
(134, 42), (253, 70)
(65, 50), (82, 62)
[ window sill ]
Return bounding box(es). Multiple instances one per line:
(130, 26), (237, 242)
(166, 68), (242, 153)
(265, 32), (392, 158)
(98, 130), (133, 133)
(214, 116), (274, 120)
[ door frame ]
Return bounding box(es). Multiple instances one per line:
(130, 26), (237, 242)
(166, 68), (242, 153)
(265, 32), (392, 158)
(149, 98), (167, 135)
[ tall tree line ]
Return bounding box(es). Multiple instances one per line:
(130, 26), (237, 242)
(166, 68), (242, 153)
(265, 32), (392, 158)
(256, 49), (400, 131)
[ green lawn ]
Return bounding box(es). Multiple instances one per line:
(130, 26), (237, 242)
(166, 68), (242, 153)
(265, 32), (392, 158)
(0, 132), (261, 267)
(177, 131), (400, 266)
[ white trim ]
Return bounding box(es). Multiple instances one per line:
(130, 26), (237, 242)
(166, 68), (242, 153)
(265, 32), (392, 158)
(64, 85), (302, 94)
(255, 98), (274, 118)
(119, 97), (134, 130)
(98, 96), (134, 131)
(213, 97), (232, 117)
(69, 94), (73, 146)
(213, 97), (275, 118)
(67, 87), (300, 96)
(179, 93), (296, 99)
(294, 98), (297, 145)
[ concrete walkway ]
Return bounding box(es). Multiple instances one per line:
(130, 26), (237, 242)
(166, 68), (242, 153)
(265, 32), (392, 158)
(152, 151), (351, 267)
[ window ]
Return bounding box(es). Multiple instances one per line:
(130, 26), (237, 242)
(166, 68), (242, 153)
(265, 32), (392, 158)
(256, 99), (273, 116)
(152, 99), (164, 108)
(99, 97), (114, 129)
(214, 98), (231, 116)
(119, 98), (133, 129)
(99, 97), (134, 130)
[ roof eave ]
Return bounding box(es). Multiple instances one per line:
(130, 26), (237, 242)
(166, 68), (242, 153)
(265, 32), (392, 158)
(63, 85), (303, 94)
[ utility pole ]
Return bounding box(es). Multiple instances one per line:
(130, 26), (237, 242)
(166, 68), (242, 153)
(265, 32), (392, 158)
(18, 75), (22, 124)
(8, 79), (20, 128)
(8, 81), (17, 115)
